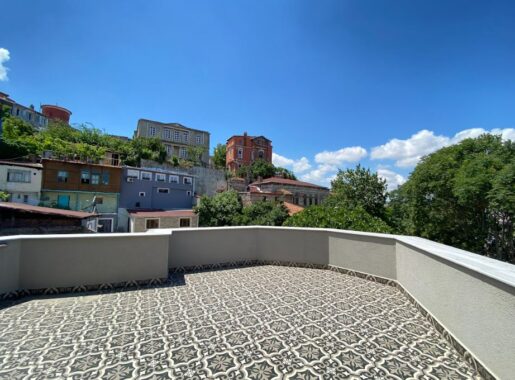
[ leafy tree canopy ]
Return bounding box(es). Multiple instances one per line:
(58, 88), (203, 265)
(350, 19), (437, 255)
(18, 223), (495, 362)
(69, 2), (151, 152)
(213, 144), (226, 169)
(284, 204), (392, 233)
(390, 134), (514, 262)
(237, 200), (290, 226)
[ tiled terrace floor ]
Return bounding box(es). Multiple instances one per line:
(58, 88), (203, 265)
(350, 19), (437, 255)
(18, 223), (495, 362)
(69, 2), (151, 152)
(0, 266), (482, 380)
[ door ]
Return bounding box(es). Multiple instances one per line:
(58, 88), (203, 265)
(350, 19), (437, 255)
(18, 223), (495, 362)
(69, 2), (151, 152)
(97, 218), (113, 233)
(57, 195), (70, 209)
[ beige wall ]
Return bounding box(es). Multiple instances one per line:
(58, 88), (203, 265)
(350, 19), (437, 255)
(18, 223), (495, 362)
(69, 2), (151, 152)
(0, 239), (21, 294)
(131, 215), (199, 232)
(396, 241), (515, 379)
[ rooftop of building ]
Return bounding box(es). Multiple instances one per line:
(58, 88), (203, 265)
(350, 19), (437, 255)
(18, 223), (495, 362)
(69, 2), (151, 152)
(0, 227), (512, 379)
(0, 264), (485, 379)
(0, 160), (43, 169)
(284, 201), (304, 215)
(41, 158), (123, 169)
(40, 104), (72, 115)
(0, 202), (96, 219)
(250, 176), (330, 190)
(227, 132), (272, 142)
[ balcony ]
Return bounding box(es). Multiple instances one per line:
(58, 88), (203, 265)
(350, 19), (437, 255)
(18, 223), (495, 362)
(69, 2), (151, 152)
(1, 227), (514, 379)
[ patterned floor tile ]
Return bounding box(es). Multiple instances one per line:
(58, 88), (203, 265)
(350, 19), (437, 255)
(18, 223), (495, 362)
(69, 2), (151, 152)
(0, 266), (484, 379)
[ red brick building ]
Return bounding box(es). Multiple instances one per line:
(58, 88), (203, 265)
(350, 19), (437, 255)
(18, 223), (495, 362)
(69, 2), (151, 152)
(41, 105), (72, 124)
(226, 132), (272, 172)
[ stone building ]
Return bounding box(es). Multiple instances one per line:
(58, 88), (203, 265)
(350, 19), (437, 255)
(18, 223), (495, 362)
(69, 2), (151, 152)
(134, 119), (210, 166)
(226, 132), (272, 172)
(247, 177), (329, 207)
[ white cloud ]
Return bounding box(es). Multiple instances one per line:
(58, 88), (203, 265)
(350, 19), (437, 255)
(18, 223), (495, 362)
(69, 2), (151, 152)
(377, 169), (406, 190)
(0, 48), (10, 81)
(300, 164), (336, 186)
(272, 153), (311, 173)
(371, 128), (515, 168)
(314, 146), (367, 165)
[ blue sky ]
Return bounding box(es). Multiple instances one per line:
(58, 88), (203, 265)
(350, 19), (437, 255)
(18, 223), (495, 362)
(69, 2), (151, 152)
(1, 0), (514, 188)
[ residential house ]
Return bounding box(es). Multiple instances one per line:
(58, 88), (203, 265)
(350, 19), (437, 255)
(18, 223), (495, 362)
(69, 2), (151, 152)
(226, 132), (272, 172)
(134, 119), (210, 166)
(128, 209), (198, 232)
(39, 159), (122, 232)
(0, 161), (43, 205)
(0, 202), (97, 235)
(246, 177), (329, 207)
(0, 92), (48, 131)
(117, 166), (195, 232)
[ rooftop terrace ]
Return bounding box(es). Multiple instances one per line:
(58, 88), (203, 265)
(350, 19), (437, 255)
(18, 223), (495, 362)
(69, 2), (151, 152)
(1, 227), (514, 379)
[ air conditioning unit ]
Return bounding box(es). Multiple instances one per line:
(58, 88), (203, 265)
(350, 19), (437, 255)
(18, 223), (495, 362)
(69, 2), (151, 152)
(127, 177), (134, 183)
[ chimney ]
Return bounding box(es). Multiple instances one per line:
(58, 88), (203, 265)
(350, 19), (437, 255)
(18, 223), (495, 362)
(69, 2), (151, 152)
(244, 131), (247, 137)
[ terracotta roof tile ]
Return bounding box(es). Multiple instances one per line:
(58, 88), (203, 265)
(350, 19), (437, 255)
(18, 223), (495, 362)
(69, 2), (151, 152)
(250, 177), (329, 190)
(283, 202), (305, 215)
(0, 202), (96, 219)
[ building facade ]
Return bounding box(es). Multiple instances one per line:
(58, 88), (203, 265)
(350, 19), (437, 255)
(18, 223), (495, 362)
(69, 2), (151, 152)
(226, 132), (272, 172)
(40, 159), (122, 232)
(41, 104), (72, 124)
(0, 161), (43, 205)
(247, 177), (329, 207)
(128, 210), (198, 232)
(117, 166), (195, 232)
(0, 92), (48, 130)
(134, 119), (210, 166)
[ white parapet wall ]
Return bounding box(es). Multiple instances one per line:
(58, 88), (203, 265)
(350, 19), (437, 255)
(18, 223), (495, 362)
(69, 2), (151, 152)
(1, 226), (514, 378)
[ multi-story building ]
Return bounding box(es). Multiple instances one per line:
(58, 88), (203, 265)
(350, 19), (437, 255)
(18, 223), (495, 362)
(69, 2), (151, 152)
(117, 166), (195, 232)
(127, 210), (198, 232)
(0, 161), (43, 205)
(0, 92), (48, 130)
(247, 177), (329, 207)
(226, 132), (272, 172)
(41, 104), (72, 124)
(40, 159), (122, 232)
(134, 119), (210, 166)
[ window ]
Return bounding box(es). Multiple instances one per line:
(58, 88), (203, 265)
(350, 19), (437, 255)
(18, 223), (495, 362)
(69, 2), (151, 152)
(258, 150), (264, 159)
(237, 148), (243, 159)
(183, 176), (192, 185)
(148, 126), (156, 136)
(95, 196), (104, 204)
(127, 169), (139, 179)
(139, 192), (146, 197)
(183, 132), (189, 143)
(156, 173), (166, 182)
(141, 172), (152, 181)
(23, 195), (29, 203)
(7, 170), (30, 183)
(169, 175), (179, 183)
(180, 218), (191, 227)
(57, 171), (69, 183)
(57, 195), (70, 208)
(196, 134), (202, 144)
(165, 144), (172, 154)
(91, 173), (100, 185)
(102, 172), (110, 185)
(157, 188), (170, 194)
(164, 128), (172, 140)
(81, 170), (90, 184)
(180, 148), (187, 159)
(146, 219), (159, 229)
(174, 130), (180, 141)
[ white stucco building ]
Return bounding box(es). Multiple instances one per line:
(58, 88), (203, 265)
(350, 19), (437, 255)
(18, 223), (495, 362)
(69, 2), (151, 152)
(0, 161), (43, 205)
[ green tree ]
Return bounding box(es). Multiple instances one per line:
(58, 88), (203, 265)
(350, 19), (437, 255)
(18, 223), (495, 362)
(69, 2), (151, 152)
(0, 191), (9, 201)
(327, 164), (388, 219)
(392, 134), (514, 262)
(237, 159), (277, 182)
(238, 201), (290, 226)
(284, 204), (392, 233)
(187, 145), (206, 166)
(213, 144), (227, 169)
(1, 117), (36, 140)
(194, 190), (243, 226)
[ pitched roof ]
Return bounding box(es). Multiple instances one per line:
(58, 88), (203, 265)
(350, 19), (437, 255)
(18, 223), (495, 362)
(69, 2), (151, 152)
(250, 177), (329, 190)
(0, 202), (96, 219)
(128, 209), (196, 218)
(0, 161), (42, 169)
(283, 202), (304, 216)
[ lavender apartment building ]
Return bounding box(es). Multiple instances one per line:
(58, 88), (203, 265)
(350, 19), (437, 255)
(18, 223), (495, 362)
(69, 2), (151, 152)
(117, 166), (195, 232)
